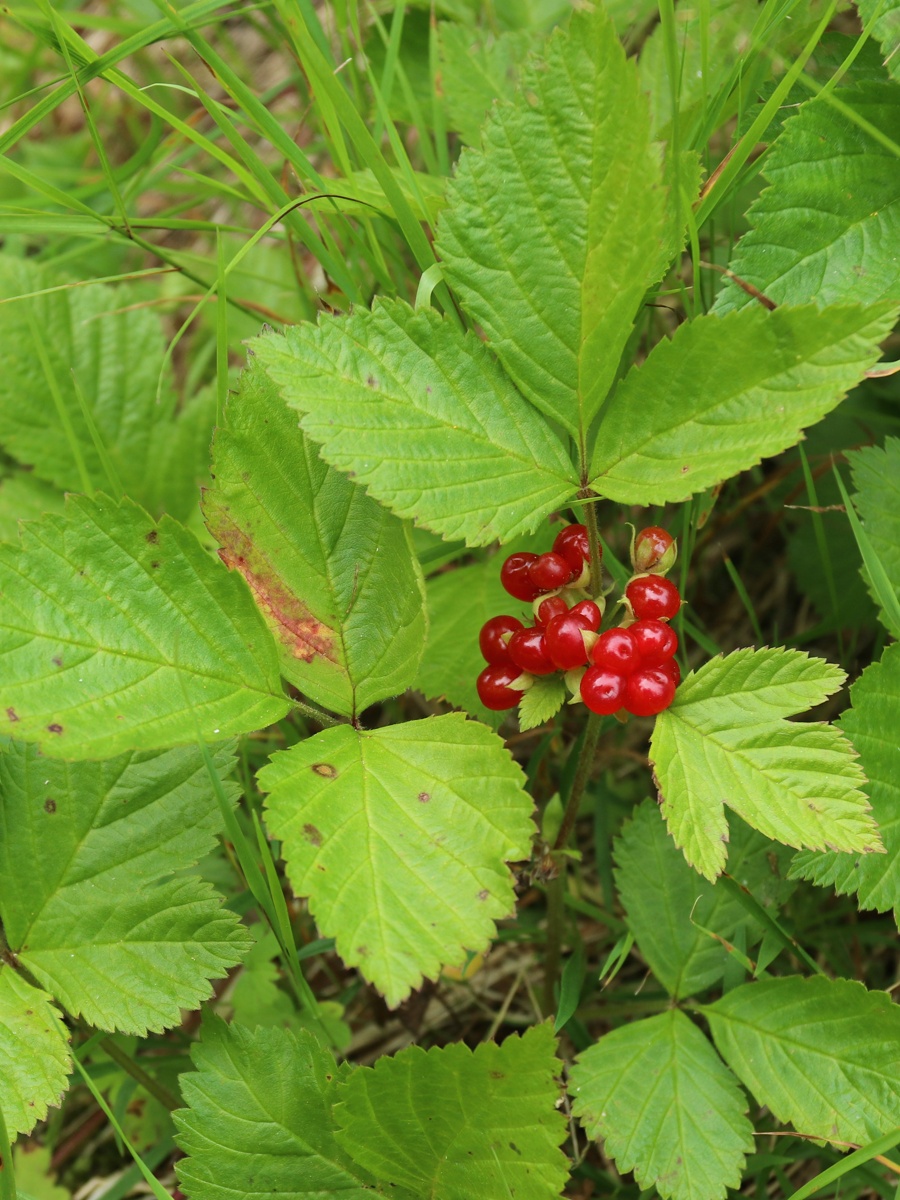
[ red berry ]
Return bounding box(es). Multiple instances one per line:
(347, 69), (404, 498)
(500, 552), (541, 602)
(626, 575), (681, 620)
(581, 666), (627, 715)
(592, 627), (641, 675)
(479, 615), (524, 665)
(507, 626), (557, 675)
(633, 526), (676, 574)
(553, 524), (591, 573)
(528, 552), (573, 592)
(477, 663), (528, 710)
(624, 667), (676, 717)
(569, 599), (602, 631)
(535, 595), (569, 625)
(630, 618), (678, 666)
(658, 658), (681, 687)
(545, 613), (595, 670)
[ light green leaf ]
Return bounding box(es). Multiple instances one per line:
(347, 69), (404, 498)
(706, 975), (900, 1143)
(518, 673), (567, 730)
(715, 84), (900, 313)
(791, 643), (900, 921)
(254, 300), (576, 547)
(13, 1142), (71, 1200)
(0, 742), (250, 1034)
(334, 1023), (569, 1200)
(258, 713), (535, 1005)
(0, 968), (69, 1137)
(0, 493), (290, 758)
(847, 438), (900, 628)
(590, 304), (897, 505)
(203, 361), (426, 719)
(0, 471), (64, 543)
(436, 5), (670, 440)
(857, 0), (900, 80)
(440, 24), (539, 145)
(175, 1019), (373, 1199)
(650, 648), (880, 880)
(0, 256), (211, 520)
(571, 1009), (753, 1200)
(616, 800), (795, 998)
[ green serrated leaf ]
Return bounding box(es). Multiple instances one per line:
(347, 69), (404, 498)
(571, 1009), (753, 1200)
(439, 24), (540, 146)
(0, 472), (64, 543)
(334, 1024), (569, 1199)
(254, 300), (576, 547)
(0, 257), (211, 521)
(616, 800), (795, 998)
(258, 713), (534, 1006)
(589, 304), (898, 505)
(436, 6), (670, 441)
(847, 438), (900, 630)
(175, 1019), (373, 1199)
(0, 493), (290, 758)
(650, 648), (880, 880)
(791, 642), (900, 921)
(203, 360), (426, 718)
(0, 968), (70, 1137)
(518, 673), (566, 731)
(855, 0), (900, 81)
(715, 84), (900, 312)
(706, 975), (900, 1143)
(0, 742), (250, 1035)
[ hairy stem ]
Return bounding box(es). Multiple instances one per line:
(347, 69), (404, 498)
(292, 698), (343, 727)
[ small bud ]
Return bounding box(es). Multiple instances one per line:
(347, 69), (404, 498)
(631, 526), (677, 575)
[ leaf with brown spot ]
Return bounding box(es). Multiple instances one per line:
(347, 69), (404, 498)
(204, 361), (426, 719)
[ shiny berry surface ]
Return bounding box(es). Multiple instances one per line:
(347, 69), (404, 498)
(658, 658), (681, 687)
(507, 626), (557, 675)
(580, 666), (627, 715)
(626, 575), (681, 620)
(500, 552), (541, 602)
(535, 595), (568, 625)
(545, 613), (593, 670)
(624, 667), (677, 717)
(569, 599), (602, 631)
(633, 526), (675, 573)
(630, 618), (678, 665)
(479, 615), (524, 665)
(592, 627), (641, 674)
(528, 551), (573, 592)
(476, 664), (527, 710)
(553, 524), (591, 573)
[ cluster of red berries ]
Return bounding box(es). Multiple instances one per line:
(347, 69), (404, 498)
(477, 525), (683, 719)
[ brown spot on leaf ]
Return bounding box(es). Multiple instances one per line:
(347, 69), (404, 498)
(509, 1142), (521, 1155)
(490, 1070), (504, 1079)
(418, 792), (430, 804)
(145, 530), (159, 544)
(366, 375), (377, 388)
(47, 724), (63, 734)
(303, 823), (323, 846)
(44, 798), (56, 814)
(477, 889), (489, 901)
(52, 656), (63, 668)
(6, 708), (19, 723)
(312, 762), (338, 778)
(215, 527), (338, 665)
(150, 561), (160, 569)
(357, 945), (369, 957)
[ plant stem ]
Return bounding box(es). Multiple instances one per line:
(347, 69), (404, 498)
(553, 710), (603, 852)
(99, 1037), (181, 1113)
(292, 698), (343, 727)
(542, 869), (565, 1016)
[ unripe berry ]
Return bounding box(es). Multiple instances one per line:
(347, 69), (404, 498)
(632, 526), (677, 574)
(507, 626), (557, 675)
(625, 574), (681, 621)
(479, 615), (524, 665)
(580, 666), (627, 715)
(500, 552), (541, 602)
(528, 551), (573, 592)
(624, 667), (676, 717)
(592, 627), (641, 675)
(629, 618), (678, 666)
(476, 663), (532, 710)
(552, 524), (592, 574)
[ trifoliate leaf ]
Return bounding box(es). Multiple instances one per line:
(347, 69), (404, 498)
(203, 360), (426, 719)
(650, 648), (880, 880)
(437, 5), (670, 440)
(847, 438), (900, 630)
(254, 301), (576, 547)
(0, 256), (212, 520)
(258, 713), (535, 1006)
(0, 493), (290, 758)
(589, 304), (898, 506)
(616, 800), (795, 998)
(706, 975), (900, 1143)
(791, 643), (900, 921)
(714, 84), (900, 312)
(175, 1019), (373, 1199)
(0, 742), (250, 1035)
(571, 1010), (753, 1200)
(518, 674), (567, 731)
(334, 1024), (569, 1200)
(0, 968), (69, 1137)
